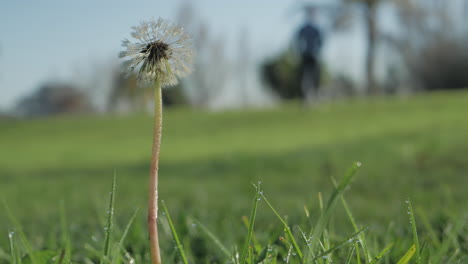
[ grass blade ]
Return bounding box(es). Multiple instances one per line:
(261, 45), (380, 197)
(260, 193), (303, 261)
(161, 200), (188, 264)
(396, 244), (416, 264)
(284, 246), (293, 264)
(334, 175), (372, 263)
(416, 209), (440, 248)
(59, 200), (69, 246)
(368, 243), (394, 264)
(85, 243), (110, 263)
(312, 226), (367, 261)
(445, 248), (460, 263)
(306, 162), (362, 261)
(55, 240), (71, 264)
(406, 200), (421, 264)
(345, 246), (356, 264)
(242, 215), (262, 253)
(296, 226), (314, 258)
(193, 219), (232, 259)
(8, 231), (17, 264)
(432, 213), (467, 263)
(111, 208), (140, 264)
(3, 201), (38, 264)
(322, 229), (332, 263)
(55, 249), (65, 264)
(58, 200), (72, 264)
(100, 174), (116, 264)
(240, 183), (261, 264)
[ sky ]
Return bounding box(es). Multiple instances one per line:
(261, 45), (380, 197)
(0, 0), (363, 109)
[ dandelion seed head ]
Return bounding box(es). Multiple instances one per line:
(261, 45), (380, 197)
(119, 18), (193, 87)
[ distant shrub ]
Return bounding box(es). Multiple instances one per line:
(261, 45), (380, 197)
(15, 82), (94, 117)
(409, 37), (468, 91)
(261, 49), (339, 100)
(261, 50), (303, 100)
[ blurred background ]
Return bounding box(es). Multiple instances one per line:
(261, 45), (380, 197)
(1, 0), (467, 260)
(1, 0), (467, 114)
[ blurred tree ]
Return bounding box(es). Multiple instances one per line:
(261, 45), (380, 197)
(15, 82), (93, 117)
(344, 0), (385, 95)
(107, 70), (139, 112)
(384, 0), (468, 91)
(176, 1), (226, 107)
(238, 27), (251, 105)
(177, 0), (273, 108)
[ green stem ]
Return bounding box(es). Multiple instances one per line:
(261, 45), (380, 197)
(148, 79), (162, 264)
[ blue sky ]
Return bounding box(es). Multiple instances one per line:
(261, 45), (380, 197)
(0, 0), (359, 109)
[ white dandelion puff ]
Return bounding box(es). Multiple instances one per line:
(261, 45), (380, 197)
(119, 18), (194, 87)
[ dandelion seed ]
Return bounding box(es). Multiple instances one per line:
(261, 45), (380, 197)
(119, 18), (193, 87)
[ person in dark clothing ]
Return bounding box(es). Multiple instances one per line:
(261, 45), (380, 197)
(296, 6), (323, 102)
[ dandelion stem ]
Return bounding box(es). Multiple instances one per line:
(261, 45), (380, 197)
(148, 79), (163, 264)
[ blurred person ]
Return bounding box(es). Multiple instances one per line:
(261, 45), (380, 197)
(296, 5), (323, 103)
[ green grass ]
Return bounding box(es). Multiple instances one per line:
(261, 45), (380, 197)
(1, 91), (467, 262)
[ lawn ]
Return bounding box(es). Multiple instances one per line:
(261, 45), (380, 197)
(0, 91), (467, 262)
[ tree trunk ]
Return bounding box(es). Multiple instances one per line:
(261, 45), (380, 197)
(365, 2), (378, 95)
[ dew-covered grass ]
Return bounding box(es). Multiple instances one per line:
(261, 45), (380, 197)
(0, 91), (467, 263)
